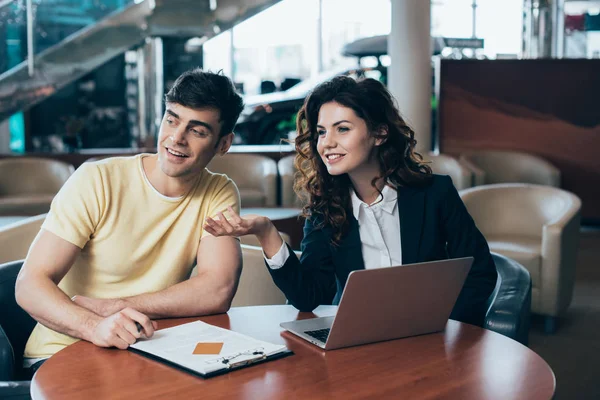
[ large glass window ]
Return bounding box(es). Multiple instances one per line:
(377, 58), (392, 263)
(232, 0), (319, 96)
(432, 0), (522, 58)
(202, 30), (232, 78)
(320, 0), (391, 71)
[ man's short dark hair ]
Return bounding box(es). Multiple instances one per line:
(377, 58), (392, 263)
(165, 68), (244, 138)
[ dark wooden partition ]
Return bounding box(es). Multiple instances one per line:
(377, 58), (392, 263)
(438, 59), (600, 223)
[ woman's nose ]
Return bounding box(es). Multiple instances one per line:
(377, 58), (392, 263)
(321, 132), (334, 148)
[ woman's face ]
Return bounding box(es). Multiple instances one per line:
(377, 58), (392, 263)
(316, 101), (381, 177)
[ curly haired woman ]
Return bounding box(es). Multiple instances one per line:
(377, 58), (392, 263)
(204, 76), (497, 327)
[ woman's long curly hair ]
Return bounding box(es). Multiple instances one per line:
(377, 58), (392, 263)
(293, 76), (432, 245)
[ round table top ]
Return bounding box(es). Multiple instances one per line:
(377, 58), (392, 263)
(31, 305), (555, 400)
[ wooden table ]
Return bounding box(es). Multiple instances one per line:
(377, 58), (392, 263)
(241, 208), (304, 249)
(31, 305), (555, 400)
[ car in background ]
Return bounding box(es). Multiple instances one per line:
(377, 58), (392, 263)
(234, 65), (385, 145)
(234, 35), (451, 145)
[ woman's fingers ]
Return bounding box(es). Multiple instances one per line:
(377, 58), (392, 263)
(204, 216), (225, 236)
(217, 211), (235, 234)
(228, 206), (243, 225)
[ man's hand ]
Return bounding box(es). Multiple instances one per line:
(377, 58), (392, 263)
(72, 295), (126, 317)
(90, 307), (158, 350)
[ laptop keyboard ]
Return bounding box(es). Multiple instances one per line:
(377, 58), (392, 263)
(304, 328), (330, 343)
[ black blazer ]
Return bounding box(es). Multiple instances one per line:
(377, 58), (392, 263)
(268, 175), (498, 327)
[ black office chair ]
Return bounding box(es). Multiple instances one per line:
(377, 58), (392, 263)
(0, 260), (36, 399)
(484, 253), (532, 346)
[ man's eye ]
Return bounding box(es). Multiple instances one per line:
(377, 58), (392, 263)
(166, 118), (174, 125)
(192, 129), (208, 137)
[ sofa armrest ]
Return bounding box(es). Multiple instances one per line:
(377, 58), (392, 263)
(484, 253), (532, 345)
(0, 381), (31, 399)
(0, 324), (15, 381)
(458, 157), (485, 186)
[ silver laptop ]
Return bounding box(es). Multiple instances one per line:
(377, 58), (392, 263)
(280, 257), (473, 350)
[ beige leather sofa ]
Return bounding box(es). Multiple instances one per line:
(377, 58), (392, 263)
(0, 214), (45, 264)
(207, 154), (278, 207)
(425, 153), (472, 190)
(460, 184), (581, 332)
(277, 155), (302, 208)
(0, 158), (74, 216)
(459, 150), (561, 187)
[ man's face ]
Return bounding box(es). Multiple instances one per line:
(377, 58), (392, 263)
(157, 103), (229, 179)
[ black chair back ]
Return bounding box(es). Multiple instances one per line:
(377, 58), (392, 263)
(484, 253), (532, 345)
(0, 260), (37, 380)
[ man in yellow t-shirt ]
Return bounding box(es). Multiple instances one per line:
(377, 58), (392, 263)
(15, 69), (245, 374)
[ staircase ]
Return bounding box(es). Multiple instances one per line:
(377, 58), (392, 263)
(0, 0), (281, 122)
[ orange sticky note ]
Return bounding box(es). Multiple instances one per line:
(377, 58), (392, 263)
(193, 342), (224, 355)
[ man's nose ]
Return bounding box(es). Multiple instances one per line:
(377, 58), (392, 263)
(171, 126), (187, 145)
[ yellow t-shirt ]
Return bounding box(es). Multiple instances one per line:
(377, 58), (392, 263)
(24, 154), (240, 358)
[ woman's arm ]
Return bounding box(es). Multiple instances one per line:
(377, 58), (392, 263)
(439, 176), (498, 327)
(266, 217), (338, 311)
(203, 208), (338, 312)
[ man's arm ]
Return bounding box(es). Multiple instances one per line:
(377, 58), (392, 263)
(80, 235), (243, 319)
(16, 229), (156, 349)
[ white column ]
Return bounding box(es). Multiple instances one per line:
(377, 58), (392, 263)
(388, 0), (431, 154)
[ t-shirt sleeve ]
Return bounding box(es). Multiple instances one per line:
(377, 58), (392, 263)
(41, 163), (105, 249)
(201, 176), (241, 238)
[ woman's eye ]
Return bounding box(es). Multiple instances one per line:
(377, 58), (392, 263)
(317, 130), (326, 136)
(338, 126), (349, 133)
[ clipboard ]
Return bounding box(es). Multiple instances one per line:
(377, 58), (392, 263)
(129, 345), (293, 378)
(128, 320), (293, 378)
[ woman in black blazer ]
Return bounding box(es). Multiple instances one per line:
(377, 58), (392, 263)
(204, 76), (497, 327)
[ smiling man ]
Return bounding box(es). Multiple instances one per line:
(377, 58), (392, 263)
(15, 69), (245, 375)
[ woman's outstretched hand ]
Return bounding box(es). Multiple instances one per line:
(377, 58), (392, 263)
(204, 206), (268, 238)
(203, 206), (284, 258)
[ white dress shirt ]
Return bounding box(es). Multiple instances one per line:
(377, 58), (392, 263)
(266, 185), (402, 269)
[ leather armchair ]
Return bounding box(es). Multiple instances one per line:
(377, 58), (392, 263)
(484, 253), (532, 345)
(207, 154), (278, 207)
(230, 245), (288, 307)
(0, 260), (37, 399)
(424, 153), (472, 190)
(0, 215), (46, 265)
(459, 150), (560, 187)
(0, 158), (74, 216)
(460, 184), (581, 333)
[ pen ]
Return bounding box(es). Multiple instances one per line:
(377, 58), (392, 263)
(135, 322), (143, 333)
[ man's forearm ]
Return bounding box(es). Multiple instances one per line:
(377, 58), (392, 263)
(16, 276), (101, 342)
(121, 272), (235, 319)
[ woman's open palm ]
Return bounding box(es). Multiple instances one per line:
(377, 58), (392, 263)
(203, 206), (263, 238)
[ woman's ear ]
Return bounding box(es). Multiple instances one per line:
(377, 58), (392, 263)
(375, 125), (389, 146)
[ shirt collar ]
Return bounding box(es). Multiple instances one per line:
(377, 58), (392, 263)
(351, 185), (398, 220)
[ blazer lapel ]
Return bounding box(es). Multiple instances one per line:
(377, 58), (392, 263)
(398, 185), (425, 265)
